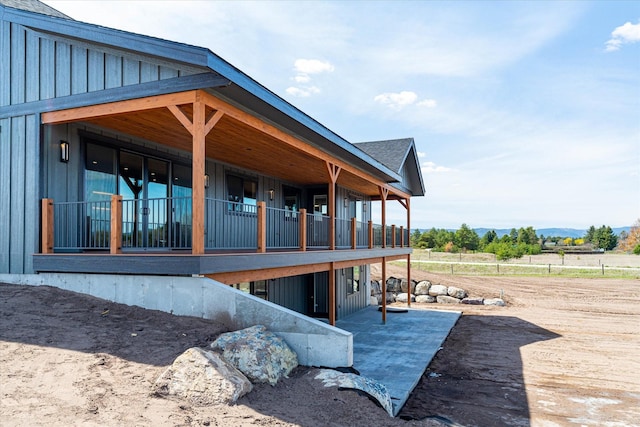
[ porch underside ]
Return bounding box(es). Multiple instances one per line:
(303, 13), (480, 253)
(33, 247), (411, 283)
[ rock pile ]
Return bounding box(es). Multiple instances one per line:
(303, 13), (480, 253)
(154, 325), (298, 405)
(371, 277), (505, 306)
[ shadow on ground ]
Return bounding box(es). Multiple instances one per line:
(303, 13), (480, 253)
(399, 314), (561, 426)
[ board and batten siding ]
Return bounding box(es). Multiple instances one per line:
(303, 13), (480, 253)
(336, 266), (370, 319)
(0, 17), (201, 274)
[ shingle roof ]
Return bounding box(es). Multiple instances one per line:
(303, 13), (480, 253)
(0, 0), (71, 19)
(354, 138), (413, 174)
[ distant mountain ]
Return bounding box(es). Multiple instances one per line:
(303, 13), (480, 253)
(473, 227), (631, 239)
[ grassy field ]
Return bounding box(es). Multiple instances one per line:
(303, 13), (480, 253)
(396, 249), (640, 279)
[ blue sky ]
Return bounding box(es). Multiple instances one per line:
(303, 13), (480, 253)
(45, 1), (640, 230)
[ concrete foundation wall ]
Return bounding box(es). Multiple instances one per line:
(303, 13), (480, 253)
(0, 273), (353, 367)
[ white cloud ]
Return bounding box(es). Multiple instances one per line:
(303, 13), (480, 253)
(294, 59), (335, 74)
(605, 21), (640, 52)
(285, 86), (321, 98)
(417, 151), (426, 158)
(417, 99), (437, 108)
(421, 161), (454, 173)
(294, 74), (311, 83)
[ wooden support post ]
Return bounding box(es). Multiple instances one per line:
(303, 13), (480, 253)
(299, 208), (307, 251)
(191, 101), (206, 254)
(351, 217), (357, 250)
(257, 201), (266, 253)
(391, 224), (397, 248)
(379, 187), (388, 248)
(41, 198), (54, 254)
(407, 253), (411, 307)
(368, 220), (373, 249)
(326, 162), (341, 251)
(110, 195), (122, 254)
(329, 262), (336, 326)
(381, 257), (387, 324)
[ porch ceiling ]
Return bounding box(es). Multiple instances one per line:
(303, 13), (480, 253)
(48, 90), (400, 198)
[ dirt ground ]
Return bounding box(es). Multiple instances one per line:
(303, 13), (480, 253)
(1, 268), (639, 426)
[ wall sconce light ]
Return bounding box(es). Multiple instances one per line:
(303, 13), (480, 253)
(60, 140), (69, 163)
(343, 197), (348, 208)
(363, 202), (367, 212)
(268, 188), (275, 201)
(204, 174), (210, 188)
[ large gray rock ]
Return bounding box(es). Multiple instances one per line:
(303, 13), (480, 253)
(414, 280), (431, 295)
(461, 297), (484, 305)
(415, 295), (436, 304)
(436, 295), (460, 304)
(370, 280), (382, 296)
(386, 277), (403, 293)
(395, 293), (415, 303)
(154, 347), (252, 405)
(484, 298), (505, 306)
(315, 369), (393, 417)
(428, 284), (448, 297)
(211, 325), (298, 386)
(447, 286), (467, 299)
(385, 292), (396, 303)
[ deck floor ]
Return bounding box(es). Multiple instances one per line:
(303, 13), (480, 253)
(336, 305), (461, 416)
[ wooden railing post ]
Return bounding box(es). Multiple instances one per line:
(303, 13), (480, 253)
(110, 195), (123, 254)
(299, 208), (307, 251)
(351, 217), (357, 250)
(400, 226), (404, 247)
(41, 198), (54, 254)
(368, 220), (373, 249)
(391, 224), (397, 248)
(257, 201), (266, 253)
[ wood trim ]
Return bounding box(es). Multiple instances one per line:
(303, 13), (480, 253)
(257, 201), (267, 253)
(167, 105), (193, 135)
(207, 262), (332, 284)
(299, 208), (307, 251)
(41, 198), (54, 254)
(380, 186), (388, 248)
(368, 220), (373, 249)
(326, 162), (340, 251)
(41, 91), (198, 124)
(110, 195), (123, 254)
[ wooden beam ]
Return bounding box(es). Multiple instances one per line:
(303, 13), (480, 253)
(380, 186), (388, 248)
(381, 257), (387, 324)
(41, 91), (197, 124)
(257, 201), (267, 253)
(368, 220), (373, 249)
(41, 198), (54, 254)
(207, 262), (332, 284)
(326, 162), (341, 251)
(351, 217), (357, 250)
(110, 195), (122, 254)
(192, 101), (206, 254)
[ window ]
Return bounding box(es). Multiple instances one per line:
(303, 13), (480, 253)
(346, 266), (361, 295)
(232, 281), (267, 300)
(227, 174), (257, 212)
(283, 186), (300, 218)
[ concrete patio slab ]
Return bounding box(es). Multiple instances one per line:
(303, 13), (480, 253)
(336, 306), (461, 416)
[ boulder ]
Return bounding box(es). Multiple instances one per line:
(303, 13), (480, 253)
(461, 297), (484, 305)
(484, 298), (505, 306)
(395, 293), (415, 303)
(385, 292), (396, 303)
(370, 296), (379, 306)
(414, 280), (431, 295)
(385, 277), (403, 293)
(154, 347), (252, 405)
(370, 280), (382, 296)
(415, 295), (436, 304)
(447, 286), (467, 299)
(428, 284), (448, 297)
(211, 325), (298, 386)
(436, 295), (460, 304)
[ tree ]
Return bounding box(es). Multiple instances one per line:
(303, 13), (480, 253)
(454, 223), (479, 251)
(509, 228), (518, 243)
(584, 226), (596, 243)
(411, 228), (422, 247)
(480, 230), (498, 248)
(619, 218), (640, 253)
(517, 226), (537, 245)
(592, 225), (618, 251)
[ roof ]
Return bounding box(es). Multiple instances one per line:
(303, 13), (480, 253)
(354, 138), (414, 174)
(0, 0), (70, 19)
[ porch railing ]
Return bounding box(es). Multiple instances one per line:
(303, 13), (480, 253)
(41, 197), (408, 254)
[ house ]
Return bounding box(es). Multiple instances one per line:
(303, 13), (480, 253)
(0, 0), (424, 366)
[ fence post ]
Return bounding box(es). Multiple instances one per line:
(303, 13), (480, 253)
(391, 225), (396, 248)
(299, 208), (307, 251)
(257, 201), (266, 253)
(351, 217), (357, 250)
(41, 198), (54, 254)
(110, 195), (123, 254)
